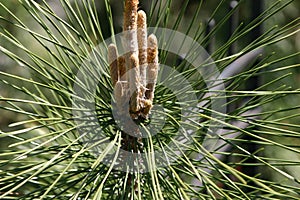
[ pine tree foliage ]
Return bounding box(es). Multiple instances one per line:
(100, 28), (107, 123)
(0, 0), (299, 199)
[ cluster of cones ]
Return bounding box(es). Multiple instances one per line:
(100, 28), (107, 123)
(108, 0), (159, 120)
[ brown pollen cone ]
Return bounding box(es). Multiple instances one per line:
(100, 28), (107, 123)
(123, 0), (139, 31)
(145, 34), (159, 102)
(129, 54), (140, 114)
(108, 44), (119, 87)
